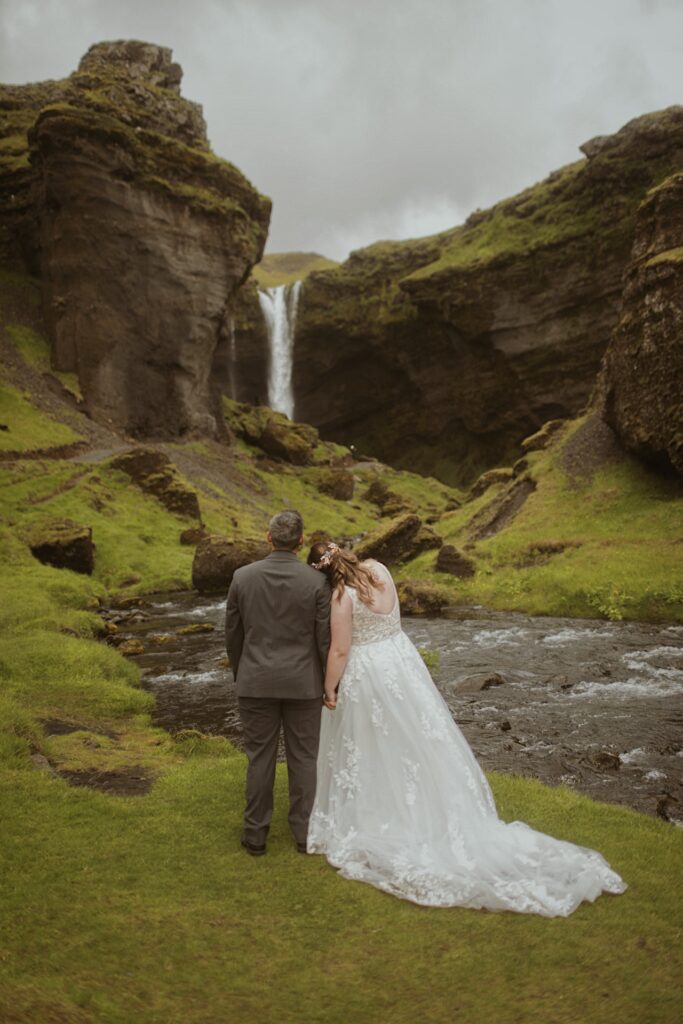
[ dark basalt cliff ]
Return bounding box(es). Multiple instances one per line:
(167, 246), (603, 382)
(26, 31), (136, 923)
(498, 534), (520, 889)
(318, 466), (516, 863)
(597, 171), (683, 476)
(0, 40), (270, 439)
(284, 107), (683, 485)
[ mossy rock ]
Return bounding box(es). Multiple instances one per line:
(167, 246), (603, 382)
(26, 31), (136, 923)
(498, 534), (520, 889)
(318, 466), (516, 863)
(435, 544), (476, 578)
(354, 514), (442, 566)
(26, 518), (94, 575)
(192, 535), (270, 593)
(315, 468), (355, 501)
(467, 467), (514, 500)
(397, 581), (451, 616)
(520, 419), (567, 454)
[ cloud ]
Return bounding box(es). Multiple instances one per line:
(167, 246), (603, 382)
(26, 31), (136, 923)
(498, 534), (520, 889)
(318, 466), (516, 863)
(1, 0), (681, 259)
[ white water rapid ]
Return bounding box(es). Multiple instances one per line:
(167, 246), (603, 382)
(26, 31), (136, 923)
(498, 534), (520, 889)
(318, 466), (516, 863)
(257, 281), (302, 419)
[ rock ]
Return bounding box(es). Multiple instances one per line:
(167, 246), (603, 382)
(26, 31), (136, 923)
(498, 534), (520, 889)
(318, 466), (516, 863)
(180, 526), (209, 546)
(466, 476), (537, 541)
(27, 518), (94, 574)
(511, 457), (529, 477)
(397, 581), (451, 616)
(467, 467), (514, 500)
(500, 719), (512, 732)
(435, 544), (476, 577)
(454, 672), (508, 694)
(316, 468), (355, 501)
(192, 535), (270, 593)
(520, 420), (566, 453)
(149, 634), (176, 645)
(223, 400), (322, 465)
(118, 574), (142, 588)
(177, 622), (215, 635)
(588, 751), (621, 771)
(119, 639), (145, 656)
(259, 419), (316, 465)
(597, 171), (683, 476)
(111, 448), (201, 519)
(354, 514), (442, 565)
(1, 41), (269, 438)
(444, 496), (462, 511)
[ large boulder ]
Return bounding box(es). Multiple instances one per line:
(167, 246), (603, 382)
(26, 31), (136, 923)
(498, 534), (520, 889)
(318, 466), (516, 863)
(1, 41), (270, 439)
(397, 581), (451, 616)
(192, 536), (270, 593)
(354, 514), (442, 565)
(597, 172), (683, 476)
(27, 518), (94, 574)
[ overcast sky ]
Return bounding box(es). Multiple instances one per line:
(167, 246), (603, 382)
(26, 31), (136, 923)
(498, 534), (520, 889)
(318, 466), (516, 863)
(1, 0), (681, 260)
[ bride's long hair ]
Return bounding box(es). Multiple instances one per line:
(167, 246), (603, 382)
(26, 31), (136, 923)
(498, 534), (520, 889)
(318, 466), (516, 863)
(307, 542), (384, 606)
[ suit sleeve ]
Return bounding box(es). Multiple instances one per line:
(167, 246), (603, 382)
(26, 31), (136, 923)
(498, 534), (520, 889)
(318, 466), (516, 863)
(225, 576), (244, 678)
(315, 581), (332, 668)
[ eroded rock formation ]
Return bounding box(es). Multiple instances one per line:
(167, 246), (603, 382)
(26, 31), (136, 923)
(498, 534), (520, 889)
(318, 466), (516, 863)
(0, 40), (270, 439)
(597, 172), (683, 476)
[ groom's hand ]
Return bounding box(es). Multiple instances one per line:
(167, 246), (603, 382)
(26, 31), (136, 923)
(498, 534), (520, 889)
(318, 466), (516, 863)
(323, 690), (337, 710)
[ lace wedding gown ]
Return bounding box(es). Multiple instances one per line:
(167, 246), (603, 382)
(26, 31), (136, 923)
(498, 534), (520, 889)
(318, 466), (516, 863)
(307, 566), (627, 916)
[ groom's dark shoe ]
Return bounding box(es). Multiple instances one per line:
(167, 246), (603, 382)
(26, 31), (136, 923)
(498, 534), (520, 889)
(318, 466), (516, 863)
(240, 836), (266, 857)
(296, 841), (309, 854)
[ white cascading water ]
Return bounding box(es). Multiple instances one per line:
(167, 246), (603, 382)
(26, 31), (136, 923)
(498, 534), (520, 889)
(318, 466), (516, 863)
(227, 316), (238, 400)
(258, 280), (302, 419)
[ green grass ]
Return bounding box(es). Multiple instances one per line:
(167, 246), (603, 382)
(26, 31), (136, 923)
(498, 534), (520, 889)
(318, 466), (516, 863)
(396, 415), (683, 621)
(0, 379), (82, 450)
(252, 251), (339, 288)
(5, 323), (83, 398)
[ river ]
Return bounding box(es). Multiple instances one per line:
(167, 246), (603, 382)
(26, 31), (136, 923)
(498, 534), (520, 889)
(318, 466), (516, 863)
(106, 593), (683, 822)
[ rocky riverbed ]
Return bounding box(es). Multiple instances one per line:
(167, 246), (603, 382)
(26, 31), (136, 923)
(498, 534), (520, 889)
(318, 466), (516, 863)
(105, 593), (683, 823)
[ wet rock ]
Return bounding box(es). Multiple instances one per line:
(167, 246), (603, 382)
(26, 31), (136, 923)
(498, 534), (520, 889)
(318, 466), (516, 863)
(149, 634), (176, 645)
(316, 468), (355, 501)
(397, 581), (451, 616)
(435, 544), (476, 578)
(355, 514), (442, 565)
(655, 793), (679, 822)
(119, 639), (145, 656)
(500, 719), (512, 731)
(192, 535), (270, 593)
(588, 751), (621, 771)
(177, 622), (215, 635)
(27, 518), (94, 574)
(454, 672), (507, 694)
(111, 448), (201, 519)
(110, 595), (149, 610)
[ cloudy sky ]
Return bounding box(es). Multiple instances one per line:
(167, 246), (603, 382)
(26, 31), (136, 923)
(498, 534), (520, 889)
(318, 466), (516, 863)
(2, 0), (681, 260)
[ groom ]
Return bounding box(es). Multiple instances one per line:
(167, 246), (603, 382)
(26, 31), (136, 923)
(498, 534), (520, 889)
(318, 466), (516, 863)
(225, 510), (331, 856)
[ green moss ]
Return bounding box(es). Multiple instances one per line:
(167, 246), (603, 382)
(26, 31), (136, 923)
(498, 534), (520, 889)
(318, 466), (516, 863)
(644, 246), (683, 268)
(0, 379), (82, 450)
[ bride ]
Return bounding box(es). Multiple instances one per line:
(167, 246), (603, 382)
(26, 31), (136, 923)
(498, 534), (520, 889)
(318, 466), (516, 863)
(305, 542), (627, 916)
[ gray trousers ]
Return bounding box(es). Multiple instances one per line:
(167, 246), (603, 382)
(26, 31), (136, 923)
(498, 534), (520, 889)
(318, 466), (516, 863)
(238, 696), (322, 847)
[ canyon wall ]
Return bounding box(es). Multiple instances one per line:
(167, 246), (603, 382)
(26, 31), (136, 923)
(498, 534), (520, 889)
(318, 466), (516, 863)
(263, 107), (681, 485)
(0, 40), (270, 439)
(597, 171), (683, 476)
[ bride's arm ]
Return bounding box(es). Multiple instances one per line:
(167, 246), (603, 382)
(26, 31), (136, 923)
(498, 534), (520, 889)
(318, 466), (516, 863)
(323, 590), (352, 709)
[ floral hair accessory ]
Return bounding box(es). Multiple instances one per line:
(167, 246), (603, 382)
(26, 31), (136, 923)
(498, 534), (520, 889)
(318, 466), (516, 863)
(312, 542), (339, 569)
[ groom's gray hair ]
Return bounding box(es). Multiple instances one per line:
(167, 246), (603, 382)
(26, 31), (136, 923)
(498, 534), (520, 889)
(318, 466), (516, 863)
(269, 509), (304, 551)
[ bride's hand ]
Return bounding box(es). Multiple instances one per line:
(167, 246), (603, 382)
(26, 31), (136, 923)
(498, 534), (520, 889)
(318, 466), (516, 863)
(323, 689), (337, 710)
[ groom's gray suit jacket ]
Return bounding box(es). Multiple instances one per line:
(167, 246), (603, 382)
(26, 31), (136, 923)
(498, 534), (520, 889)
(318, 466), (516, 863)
(225, 550), (331, 699)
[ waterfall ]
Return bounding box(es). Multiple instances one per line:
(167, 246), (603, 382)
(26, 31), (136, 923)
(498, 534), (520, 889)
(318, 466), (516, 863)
(228, 315), (238, 400)
(258, 280), (301, 420)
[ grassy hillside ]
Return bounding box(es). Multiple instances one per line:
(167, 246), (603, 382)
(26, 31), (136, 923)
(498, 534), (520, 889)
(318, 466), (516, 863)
(251, 251), (339, 288)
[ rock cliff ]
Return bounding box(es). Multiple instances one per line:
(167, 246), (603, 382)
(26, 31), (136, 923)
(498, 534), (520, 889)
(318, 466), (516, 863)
(283, 107), (683, 485)
(0, 40), (270, 439)
(596, 172), (683, 476)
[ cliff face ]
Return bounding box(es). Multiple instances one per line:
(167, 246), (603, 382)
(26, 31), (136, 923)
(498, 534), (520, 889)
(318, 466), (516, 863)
(597, 172), (683, 476)
(0, 40), (270, 439)
(288, 107), (683, 484)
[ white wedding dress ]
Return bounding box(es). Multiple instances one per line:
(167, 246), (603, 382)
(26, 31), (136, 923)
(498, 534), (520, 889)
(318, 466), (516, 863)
(307, 564), (627, 916)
